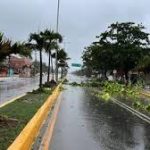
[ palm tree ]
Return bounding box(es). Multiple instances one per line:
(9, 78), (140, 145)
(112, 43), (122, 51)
(41, 29), (63, 82)
(0, 33), (11, 62)
(57, 49), (70, 78)
(7, 42), (31, 76)
(29, 33), (44, 89)
(11, 42), (32, 58)
(0, 33), (32, 74)
(0, 33), (32, 62)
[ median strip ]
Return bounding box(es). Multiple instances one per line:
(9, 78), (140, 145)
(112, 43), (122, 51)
(7, 83), (62, 150)
(0, 81), (63, 150)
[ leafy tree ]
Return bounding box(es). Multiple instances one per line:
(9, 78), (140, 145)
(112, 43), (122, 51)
(99, 22), (150, 82)
(137, 53), (150, 73)
(82, 46), (94, 77)
(82, 22), (150, 84)
(82, 43), (114, 78)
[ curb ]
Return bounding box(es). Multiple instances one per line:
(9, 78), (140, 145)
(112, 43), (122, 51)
(140, 91), (150, 98)
(0, 85), (39, 109)
(39, 91), (62, 150)
(0, 94), (26, 108)
(111, 97), (150, 124)
(7, 83), (62, 150)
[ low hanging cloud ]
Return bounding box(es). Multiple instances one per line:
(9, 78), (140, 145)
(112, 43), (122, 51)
(0, 0), (150, 66)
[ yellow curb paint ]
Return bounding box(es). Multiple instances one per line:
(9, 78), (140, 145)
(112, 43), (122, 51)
(0, 94), (26, 108)
(7, 83), (62, 150)
(39, 92), (62, 150)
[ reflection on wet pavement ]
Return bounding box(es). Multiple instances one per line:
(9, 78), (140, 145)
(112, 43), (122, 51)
(50, 75), (150, 150)
(82, 89), (150, 150)
(0, 76), (47, 105)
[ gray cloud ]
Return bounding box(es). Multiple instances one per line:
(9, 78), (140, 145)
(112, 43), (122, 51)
(0, 0), (150, 69)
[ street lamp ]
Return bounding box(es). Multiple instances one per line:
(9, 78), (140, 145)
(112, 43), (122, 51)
(56, 0), (60, 33)
(55, 0), (60, 82)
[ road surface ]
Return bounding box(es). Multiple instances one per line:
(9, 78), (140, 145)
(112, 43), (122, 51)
(0, 76), (47, 105)
(50, 76), (150, 150)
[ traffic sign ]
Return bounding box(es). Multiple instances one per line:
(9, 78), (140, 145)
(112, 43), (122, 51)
(71, 63), (82, 67)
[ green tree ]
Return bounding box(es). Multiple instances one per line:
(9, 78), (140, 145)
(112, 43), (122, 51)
(0, 33), (32, 61)
(57, 49), (70, 78)
(0, 33), (11, 62)
(137, 52), (150, 73)
(97, 22), (150, 82)
(0, 33), (32, 76)
(29, 33), (44, 89)
(41, 29), (62, 82)
(11, 42), (32, 58)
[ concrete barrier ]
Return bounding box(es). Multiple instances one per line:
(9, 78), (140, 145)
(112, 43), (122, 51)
(8, 83), (62, 150)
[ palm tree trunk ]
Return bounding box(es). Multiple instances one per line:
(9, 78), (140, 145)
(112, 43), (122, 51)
(51, 55), (54, 80)
(61, 67), (63, 79)
(47, 50), (51, 82)
(39, 50), (43, 89)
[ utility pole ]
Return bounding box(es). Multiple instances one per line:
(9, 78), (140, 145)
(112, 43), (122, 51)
(55, 0), (60, 82)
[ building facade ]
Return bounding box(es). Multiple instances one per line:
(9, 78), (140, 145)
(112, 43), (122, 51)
(0, 55), (32, 77)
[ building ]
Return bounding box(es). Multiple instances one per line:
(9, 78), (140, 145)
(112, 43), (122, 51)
(10, 56), (32, 77)
(0, 55), (32, 77)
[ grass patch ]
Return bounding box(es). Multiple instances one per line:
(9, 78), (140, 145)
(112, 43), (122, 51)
(0, 88), (53, 150)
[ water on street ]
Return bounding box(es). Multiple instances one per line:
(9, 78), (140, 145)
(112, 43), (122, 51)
(50, 75), (150, 150)
(0, 76), (47, 105)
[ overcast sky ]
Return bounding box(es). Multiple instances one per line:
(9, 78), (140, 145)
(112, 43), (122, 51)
(0, 0), (150, 70)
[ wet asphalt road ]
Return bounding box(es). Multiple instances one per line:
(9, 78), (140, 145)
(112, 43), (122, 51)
(0, 76), (47, 105)
(50, 76), (150, 150)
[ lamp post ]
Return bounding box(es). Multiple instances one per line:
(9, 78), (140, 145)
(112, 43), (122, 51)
(56, 0), (60, 33)
(55, 0), (60, 82)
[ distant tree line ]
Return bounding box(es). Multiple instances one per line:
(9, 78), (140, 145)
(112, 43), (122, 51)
(82, 22), (150, 84)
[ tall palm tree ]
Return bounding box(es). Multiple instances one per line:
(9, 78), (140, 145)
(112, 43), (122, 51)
(29, 33), (44, 89)
(57, 49), (70, 78)
(41, 29), (63, 82)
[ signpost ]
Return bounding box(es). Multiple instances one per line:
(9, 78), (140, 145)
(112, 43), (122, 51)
(71, 63), (82, 67)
